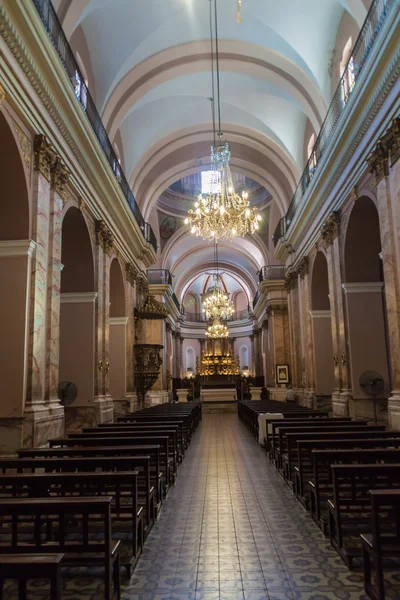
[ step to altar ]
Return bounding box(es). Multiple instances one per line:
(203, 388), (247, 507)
(202, 401), (237, 414)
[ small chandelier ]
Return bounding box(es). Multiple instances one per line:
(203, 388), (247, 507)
(203, 275), (234, 320)
(185, 142), (261, 241)
(205, 318), (229, 338)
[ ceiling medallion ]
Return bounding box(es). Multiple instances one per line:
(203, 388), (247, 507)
(185, 142), (261, 241)
(203, 275), (234, 320)
(205, 318), (229, 338)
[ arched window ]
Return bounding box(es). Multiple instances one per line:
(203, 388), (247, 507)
(239, 345), (249, 371)
(307, 133), (317, 178)
(186, 347), (195, 375)
(74, 51), (89, 110)
(340, 37), (356, 103)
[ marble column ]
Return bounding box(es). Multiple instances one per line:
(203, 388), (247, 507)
(310, 310), (335, 395)
(268, 304), (291, 385)
(375, 157), (400, 426)
(250, 334), (255, 377)
(263, 319), (275, 388)
(298, 258), (316, 408)
(286, 272), (303, 399)
(125, 263), (137, 413)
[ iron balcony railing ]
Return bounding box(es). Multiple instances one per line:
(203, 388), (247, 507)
(182, 308), (251, 323)
(32, 0), (157, 253)
(171, 292), (181, 312)
(252, 291), (260, 310)
(259, 265), (285, 283)
(147, 269), (173, 286)
(273, 0), (396, 247)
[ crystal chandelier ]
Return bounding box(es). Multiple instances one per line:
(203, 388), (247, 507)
(205, 318), (229, 338)
(203, 274), (234, 320)
(185, 142), (261, 241)
(185, 0), (261, 241)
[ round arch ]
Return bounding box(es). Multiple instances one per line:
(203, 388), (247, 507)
(344, 196), (382, 283)
(311, 251), (330, 310)
(109, 258), (126, 317)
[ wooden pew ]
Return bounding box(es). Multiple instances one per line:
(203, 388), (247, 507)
(48, 436), (172, 495)
(0, 554), (64, 600)
(361, 489), (400, 600)
(328, 464), (400, 567)
(293, 435), (400, 502)
(0, 497), (120, 600)
(96, 422), (186, 455)
(309, 448), (400, 533)
(266, 417), (354, 459)
(0, 471), (141, 572)
(118, 415), (192, 445)
(18, 445), (163, 508)
(74, 426), (181, 470)
(0, 456), (155, 533)
(280, 427), (390, 485)
(273, 421), (370, 468)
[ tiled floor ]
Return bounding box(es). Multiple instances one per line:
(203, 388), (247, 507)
(3, 414), (400, 599)
(123, 413), (400, 600)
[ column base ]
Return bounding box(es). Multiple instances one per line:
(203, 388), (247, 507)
(0, 404), (65, 456)
(65, 396), (114, 433)
(332, 390), (351, 416)
(388, 390), (400, 429)
(267, 387), (287, 402)
(146, 391), (169, 407)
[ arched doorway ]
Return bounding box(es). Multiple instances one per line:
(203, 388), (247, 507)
(59, 207), (96, 417)
(0, 112), (31, 421)
(343, 196), (390, 415)
(310, 252), (335, 397)
(109, 258), (127, 403)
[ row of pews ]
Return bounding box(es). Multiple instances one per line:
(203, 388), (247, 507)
(0, 401), (201, 599)
(238, 400), (400, 600)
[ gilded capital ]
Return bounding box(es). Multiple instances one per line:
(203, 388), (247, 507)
(388, 117), (400, 167)
(125, 262), (138, 286)
(136, 275), (149, 296)
(0, 83), (5, 104)
(321, 211), (340, 248)
(95, 219), (114, 253)
(266, 303), (288, 316)
(34, 134), (57, 181)
(51, 155), (70, 201)
(368, 140), (389, 183)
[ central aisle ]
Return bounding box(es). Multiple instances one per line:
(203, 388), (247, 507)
(124, 413), (369, 600)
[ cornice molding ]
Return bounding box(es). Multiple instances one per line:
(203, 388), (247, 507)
(309, 310), (331, 318)
(0, 82), (5, 104)
(60, 292), (98, 304)
(321, 211), (340, 248)
(342, 282), (384, 294)
(0, 239), (36, 257)
(110, 317), (129, 325)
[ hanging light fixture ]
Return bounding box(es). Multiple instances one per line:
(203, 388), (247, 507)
(204, 276), (234, 320)
(185, 0), (261, 241)
(205, 318), (229, 338)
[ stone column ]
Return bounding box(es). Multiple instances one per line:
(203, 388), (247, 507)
(297, 257), (316, 408)
(286, 272), (302, 397)
(262, 319), (275, 388)
(180, 336), (184, 379)
(267, 303), (291, 386)
(93, 220), (114, 424)
(125, 263), (137, 413)
(322, 213), (352, 416)
(24, 135), (59, 446)
(250, 334), (255, 376)
(371, 134), (400, 428)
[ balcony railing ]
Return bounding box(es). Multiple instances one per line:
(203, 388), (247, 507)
(32, 0), (157, 253)
(147, 269), (172, 286)
(273, 0), (396, 247)
(171, 292), (181, 312)
(182, 308), (251, 323)
(259, 265), (285, 283)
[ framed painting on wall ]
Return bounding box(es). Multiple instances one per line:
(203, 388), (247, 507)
(276, 364), (290, 384)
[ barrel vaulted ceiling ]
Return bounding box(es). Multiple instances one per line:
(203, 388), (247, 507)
(55, 0), (370, 295)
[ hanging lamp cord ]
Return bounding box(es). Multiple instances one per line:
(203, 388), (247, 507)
(214, 0), (222, 139)
(209, 0), (216, 147)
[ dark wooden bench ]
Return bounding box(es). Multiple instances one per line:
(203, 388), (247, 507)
(0, 455), (155, 533)
(0, 497), (120, 600)
(266, 417), (354, 459)
(48, 436), (172, 495)
(281, 428), (394, 488)
(309, 448), (400, 533)
(95, 422), (186, 456)
(273, 421), (371, 468)
(18, 445), (163, 508)
(361, 489), (400, 600)
(0, 554), (64, 600)
(118, 415), (192, 444)
(327, 464), (400, 567)
(0, 471), (141, 572)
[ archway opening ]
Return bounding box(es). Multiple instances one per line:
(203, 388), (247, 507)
(344, 196), (390, 410)
(0, 111), (31, 418)
(59, 207), (95, 411)
(310, 252), (335, 397)
(109, 259), (127, 402)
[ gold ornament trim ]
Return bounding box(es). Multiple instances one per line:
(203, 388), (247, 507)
(33, 134), (56, 181)
(15, 126), (32, 174)
(321, 211), (340, 248)
(95, 219), (114, 253)
(0, 82), (5, 104)
(51, 155), (70, 201)
(284, 271), (298, 291)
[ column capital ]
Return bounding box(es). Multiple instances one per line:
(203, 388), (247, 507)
(296, 256), (309, 279)
(321, 211), (340, 248)
(266, 303), (288, 316)
(125, 262), (138, 286)
(367, 116), (400, 181)
(51, 155), (70, 201)
(33, 134), (57, 181)
(95, 219), (114, 254)
(284, 270), (297, 291)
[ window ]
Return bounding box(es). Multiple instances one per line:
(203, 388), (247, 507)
(340, 37), (356, 103)
(201, 170), (221, 195)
